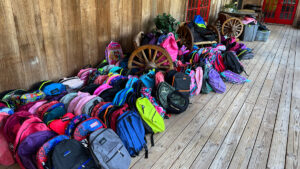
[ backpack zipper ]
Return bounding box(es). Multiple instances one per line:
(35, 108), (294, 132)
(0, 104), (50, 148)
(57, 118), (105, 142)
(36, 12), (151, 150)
(106, 145), (124, 163)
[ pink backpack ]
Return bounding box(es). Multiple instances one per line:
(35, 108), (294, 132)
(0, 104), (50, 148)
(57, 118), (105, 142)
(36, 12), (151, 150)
(195, 67), (203, 95)
(105, 74), (121, 85)
(160, 33), (178, 62)
(3, 111), (36, 144)
(93, 84), (113, 96)
(67, 92), (90, 113)
(77, 68), (97, 85)
(14, 117), (50, 169)
(186, 69), (197, 96)
(155, 71), (165, 87)
(105, 41), (124, 65)
(28, 100), (47, 114)
(0, 113), (15, 166)
(74, 95), (97, 116)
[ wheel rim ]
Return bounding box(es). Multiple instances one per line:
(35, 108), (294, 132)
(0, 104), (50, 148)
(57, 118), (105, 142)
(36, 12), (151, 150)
(221, 17), (244, 38)
(128, 45), (174, 73)
(177, 25), (194, 51)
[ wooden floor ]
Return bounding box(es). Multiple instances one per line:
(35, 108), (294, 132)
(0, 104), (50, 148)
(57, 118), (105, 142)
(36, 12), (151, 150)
(2, 24), (300, 169)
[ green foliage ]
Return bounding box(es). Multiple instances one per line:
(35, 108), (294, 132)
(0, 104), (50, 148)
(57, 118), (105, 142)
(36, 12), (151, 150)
(154, 13), (179, 36)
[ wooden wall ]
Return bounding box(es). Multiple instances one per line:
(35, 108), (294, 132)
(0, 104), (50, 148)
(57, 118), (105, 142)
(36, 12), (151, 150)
(0, 0), (187, 91)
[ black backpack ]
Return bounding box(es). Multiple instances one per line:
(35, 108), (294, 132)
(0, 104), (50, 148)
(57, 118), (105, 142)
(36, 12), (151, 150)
(223, 51), (248, 75)
(166, 71), (191, 97)
(167, 90), (189, 114)
(47, 139), (98, 169)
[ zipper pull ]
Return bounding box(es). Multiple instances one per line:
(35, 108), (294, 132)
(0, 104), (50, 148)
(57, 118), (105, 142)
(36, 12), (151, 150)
(142, 105), (145, 114)
(118, 149), (124, 157)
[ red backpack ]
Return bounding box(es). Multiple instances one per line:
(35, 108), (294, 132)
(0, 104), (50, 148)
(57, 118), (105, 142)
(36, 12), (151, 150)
(0, 112), (15, 166)
(109, 104), (129, 132)
(214, 52), (226, 73)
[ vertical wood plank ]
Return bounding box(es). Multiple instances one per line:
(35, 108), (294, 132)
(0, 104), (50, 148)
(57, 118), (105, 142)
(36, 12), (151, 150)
(80, 0), (99, 66)
(0, 0), (24, 91)
(61, 0), (83, 75)
(39, 0), (67, 79)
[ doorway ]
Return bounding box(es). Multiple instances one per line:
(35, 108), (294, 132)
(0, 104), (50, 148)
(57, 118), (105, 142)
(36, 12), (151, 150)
(263, 0), (299, 24)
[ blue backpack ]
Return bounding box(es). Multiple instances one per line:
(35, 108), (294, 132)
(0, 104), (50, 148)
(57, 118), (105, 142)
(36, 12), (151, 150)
(112, 88), (133, 106)
(43, 83), (66, 96)
(125, 77), (139, 88)
(139, 70), (155, 88)
(116, 111), (148, 158)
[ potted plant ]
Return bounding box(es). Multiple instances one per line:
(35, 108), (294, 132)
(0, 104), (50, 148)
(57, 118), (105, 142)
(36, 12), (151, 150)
(223, 1), (238, 13)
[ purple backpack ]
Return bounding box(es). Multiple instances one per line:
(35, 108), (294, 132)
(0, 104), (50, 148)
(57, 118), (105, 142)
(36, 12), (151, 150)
(17, 131), (56, 169)
(220, 70), (250, 84)
(208, 68), (226, 93)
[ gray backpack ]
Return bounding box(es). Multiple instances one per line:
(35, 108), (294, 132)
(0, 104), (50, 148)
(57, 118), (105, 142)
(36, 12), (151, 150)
(89, 128), (131, 169)
(59, 92), (78, 109)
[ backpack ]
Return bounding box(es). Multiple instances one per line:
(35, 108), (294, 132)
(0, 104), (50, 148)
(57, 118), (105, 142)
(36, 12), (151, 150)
(156, 82), (175, 109)
(109, 104), (129, 132)
(93, 75), (109, 85)
(116, 111), (148, 158)
(89, 128), (131, 169)
(91, 102), (110, 118)
(136, 97), (165, 133)
(160, 33), (178, 62)
(59, 77), (84, 92)
(1, 89), (26, 110)
(83, 96), (103, 116)
(112, 88), (134, 106)
(220, 70), (250, 84)
(74, 95), (97, 116)
(77, 68), (97, 85)
(65, 114), (90, 137)
(139, 70), (155, 88)
(166, 90), (189, 114)
(36, 101), (60, 119)
(59, 92), (78, 110)
(17, 131), (56, 169)
(155, 71), (165, 87)
(47, 139), (97, 169)
(195, 67), (203, 95)
(140, 87), (166, 118)
(42, 83), (66, 96)
(36, 135), (70, 169)
(80, 83), (100, 94)
(223, 51), (246, 74)
(105, 41), (124, 65)
(3, 111), (36, 144)
(28, 100), (47, 114)
(125, 77), (139, 88)
(201, 66), (213, 94)
(73, 117), (105, 141)
(166, 71), (191, 96)
(43, 105), (66, 125)
(185, 69), (197, 96)
(213, 52), (226, 73)
(48, 113), (75, 134)
(13, 117), (50, 169)
(100, 86), (122, 102)
(0, 112), (15, 166)
(208, 68), (226, 93)
(93, 84), (113, 96)
(67, 92), (90, 113)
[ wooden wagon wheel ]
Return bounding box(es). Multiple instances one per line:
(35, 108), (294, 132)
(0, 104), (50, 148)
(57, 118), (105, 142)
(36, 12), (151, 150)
(221, 17), (244, 38)
(176, 25), (194, 51)
(128, 45), (174, 73)
(207, 25), (221, 43)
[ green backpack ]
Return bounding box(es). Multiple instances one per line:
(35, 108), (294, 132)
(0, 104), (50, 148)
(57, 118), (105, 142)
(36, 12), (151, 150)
(201, 66), (213, 94)
(136, 97), (165, 134)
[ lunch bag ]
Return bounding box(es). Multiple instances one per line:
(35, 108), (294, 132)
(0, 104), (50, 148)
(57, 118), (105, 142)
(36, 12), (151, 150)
(73, 117), (105, 141)
(208, 68), (226, 93)
(105, 41), (124, 65)
(166, 90), (189, 114)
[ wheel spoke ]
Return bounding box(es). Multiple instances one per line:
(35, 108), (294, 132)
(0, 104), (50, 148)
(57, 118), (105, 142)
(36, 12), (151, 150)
(158, 65), (170, 69)
(130, 65), (140, 69)
(155, 55), (166, 64)
(148, 48), (152, 60)
(132, 60), (145, 67)
(152, 50), (158, 62)
(141, 50), (149, 63)
(136, 53), (144, 62)
(157, 59), (168, 66)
